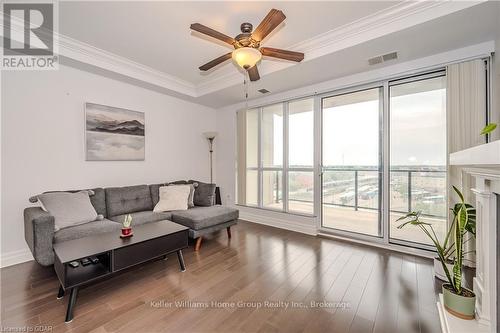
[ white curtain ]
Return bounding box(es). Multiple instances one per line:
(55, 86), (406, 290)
(447, 59), (487, 153)
(447, 58), (487, 267)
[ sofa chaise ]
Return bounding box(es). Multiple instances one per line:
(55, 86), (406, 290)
(24, 182), (239, 266)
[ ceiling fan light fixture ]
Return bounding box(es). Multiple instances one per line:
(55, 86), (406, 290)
(191, 9), (303, 81)
(232, 47), (262, 69)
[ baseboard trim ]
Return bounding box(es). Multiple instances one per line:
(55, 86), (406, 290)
(239, 211), (317, 236)
(317, 232), (436, 259)
(1, 249), (33, 268)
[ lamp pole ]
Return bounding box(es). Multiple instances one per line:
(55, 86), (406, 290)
(203, 132), (217, 184)
(208, 137), (214, 184)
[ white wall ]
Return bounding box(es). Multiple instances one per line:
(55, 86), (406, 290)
(1, 64), (216, 265)
(215, 42), (495, 235)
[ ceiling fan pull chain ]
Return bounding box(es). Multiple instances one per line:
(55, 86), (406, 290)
(244, 71), (249, 110)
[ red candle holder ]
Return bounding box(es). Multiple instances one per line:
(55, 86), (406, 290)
(120, 227), (133, 238)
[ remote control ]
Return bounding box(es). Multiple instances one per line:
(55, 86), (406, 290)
(81, 258), (91, 266)
(69, 261), (79, 268)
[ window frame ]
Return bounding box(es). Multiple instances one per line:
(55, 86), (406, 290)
(286, 97), (315, 215)
(319, 85), (384, 238)
(236, 63), (487, 252)
(387, 70), (448, 250)
(241, 98), (316, 217)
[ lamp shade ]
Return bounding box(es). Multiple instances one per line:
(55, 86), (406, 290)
(203, 131), (218, 140)
(232, 47), (262, 69)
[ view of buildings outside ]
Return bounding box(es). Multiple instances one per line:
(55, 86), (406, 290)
(243, 75), (447, 247)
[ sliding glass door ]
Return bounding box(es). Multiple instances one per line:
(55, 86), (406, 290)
(321, 87), (382, 237)
(389, 73), (447, 246)
(319, 73), (447, 248)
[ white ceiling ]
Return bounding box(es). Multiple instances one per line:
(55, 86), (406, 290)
(59, 1), (396, 84)
(56, 1), (499, 108)
(198, 1), (500, 107)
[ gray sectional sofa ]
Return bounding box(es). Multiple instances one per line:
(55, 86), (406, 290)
(24, 182), (238, 266)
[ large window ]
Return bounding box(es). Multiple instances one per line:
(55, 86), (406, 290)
(237, 69), (453, 251)
(237, 98), (315, 215)
(288, 99), (314, 214)
(245, 109), (259, 206)
(262, 104), (283, 210)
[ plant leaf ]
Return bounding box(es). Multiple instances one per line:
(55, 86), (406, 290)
(452, 185), (464, 202)
(480, 123), (497, 136)
(396, 211), (420, 222)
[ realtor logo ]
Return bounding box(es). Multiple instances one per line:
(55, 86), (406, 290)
(2, 2), (58, 70)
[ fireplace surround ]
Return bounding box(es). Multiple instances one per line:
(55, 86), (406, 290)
(445, 141), (500, 333)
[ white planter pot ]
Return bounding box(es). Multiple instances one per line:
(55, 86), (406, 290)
(434, 257), (454, 281)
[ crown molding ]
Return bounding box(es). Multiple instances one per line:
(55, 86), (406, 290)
(217, 40), (494, 113)
(58, 34), (197, 96)
(0, 11), (197, 96)
(195, 0), (486, 96)
(1, 0), (486, 99)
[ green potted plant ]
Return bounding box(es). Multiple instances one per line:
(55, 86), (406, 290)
(432, 223), (455, 281)
(121, 214), (133, 238)
(432, 199), (477, 280)
(396, 186), (476, 319)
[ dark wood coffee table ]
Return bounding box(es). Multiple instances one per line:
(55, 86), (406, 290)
(53, 220), (188, 323)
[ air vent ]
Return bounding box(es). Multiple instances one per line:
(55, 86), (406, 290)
(258, 89), (270, 94)
(368, 56), (383, 66)
(382, 52), (398, 61)
(368, 51), (398, 66)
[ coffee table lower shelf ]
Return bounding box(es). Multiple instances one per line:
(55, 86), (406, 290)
(53, 221), (188, 323)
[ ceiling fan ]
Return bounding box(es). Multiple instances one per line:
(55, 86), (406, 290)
(190, 9), (304, 82)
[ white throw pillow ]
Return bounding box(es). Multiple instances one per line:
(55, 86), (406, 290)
(168, 183), (197, 208)
(36, 191), (99, 231)
(154, 185), (191, 212)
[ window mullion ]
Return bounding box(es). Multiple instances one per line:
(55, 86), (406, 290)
(258, 107), (263, 208)
(283, 101), (289, 212)
(314, 95), (322, 223)
(382, 82), (390, 243)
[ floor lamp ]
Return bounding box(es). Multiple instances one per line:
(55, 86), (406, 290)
(203, 131), (217, 184)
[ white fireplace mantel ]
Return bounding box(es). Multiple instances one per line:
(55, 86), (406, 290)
(442, 141), (500, 333)
(450, 140), (500, 166)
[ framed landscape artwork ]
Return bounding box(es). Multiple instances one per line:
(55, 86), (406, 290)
(85, 103), (145, 161)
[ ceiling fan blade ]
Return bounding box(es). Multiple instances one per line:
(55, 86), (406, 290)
(247, 65), (260, 81)
(199, 53), (232, 71)
(190, 23), (235, 46)
(252, 9), (286, 42)
(260, 47), (304, 62)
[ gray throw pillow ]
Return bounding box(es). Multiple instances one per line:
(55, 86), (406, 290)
(168, 183), (197, 208)
(189, 180), (216, 207)
(35, 191), (99, 231)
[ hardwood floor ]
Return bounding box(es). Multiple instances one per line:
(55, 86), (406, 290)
(1, 221), (442, 333)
